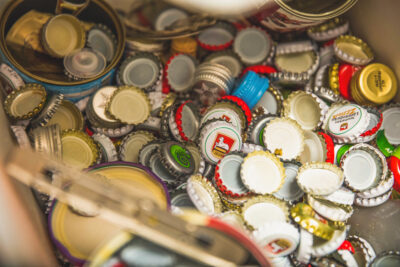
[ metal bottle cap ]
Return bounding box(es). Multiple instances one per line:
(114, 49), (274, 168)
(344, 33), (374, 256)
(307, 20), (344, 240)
(246, 114), (277, 146)
(159, 141), (195, 177)
(154, 8), (188, 31)
(4, 83), (46, 120)
(253, 86), (284, 116)
(275, 50), (320, 77)
(273, 161), (304, 202)
(0, 63), (25, 96)
(165, 53), (197, 92)
(120, 131), (155, 163)
(31, 124), (62, 159)
(46, 100), (84, 131)
(29, 93), (64, 129)
(197, 21), (236, 51)
(170, 37), (197, 57)
(41, 14), (86, 58)
(172, 101), (200, 142)
(87, 24), (117, 62)
(204, 50), (243, 78)
(92, 133), (118, 163)
(370, 251), (400, 267)
(334, 35), (374, 65)
(307, 17), (349, 42)
(299, 131), (327, 164)
(138, 140), (163, 167)
(381, 104), (400, 145)
(64, 48), (107, 80)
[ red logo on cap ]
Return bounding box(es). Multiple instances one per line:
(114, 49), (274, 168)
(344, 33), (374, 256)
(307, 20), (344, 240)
(212, 133), (235, 158)
(340, 122), (348, 131)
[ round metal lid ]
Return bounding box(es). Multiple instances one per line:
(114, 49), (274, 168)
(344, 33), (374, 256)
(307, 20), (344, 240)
(87, 24), (117, 62)
(382, 105), (400, 145)
(166, 54), (197, 92)
(47, 100), (84, 131)
(159, 141), (195, 176)
(64, 48), (107, 80)
(233, 27), (271, 65)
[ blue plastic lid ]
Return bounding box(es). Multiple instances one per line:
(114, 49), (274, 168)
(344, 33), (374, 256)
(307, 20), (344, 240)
(232, 71), (269, 109)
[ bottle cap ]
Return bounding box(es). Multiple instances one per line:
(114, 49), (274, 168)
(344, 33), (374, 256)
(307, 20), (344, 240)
(106, 86), (151, 125)
(253, 86), (284, 116)
(232, 71), (270, 109)
(159, 141), (195, 177)
(215, 211), (247, 232)
(307, 195), (353, 222)
(252, 221), (300, 257)
(165, 53), (197, 93)
(159, 92), (177, 117)
(233, 27), (272, 65)
(118, 52), (162, 91)
(381, 104), (400, 145)
(214, 152), (249, 197)
(275, 50), (320, 77)
(186, 174), (223, 215)
(311, 227), (348, 258)
(352, 63), (398, 105)
(184, 142), (204, 175)
(61, 130), (99, 169)
(197, 21), (236, 51)
(338, 63), (362, 100)
(329, 63), (341, 95)
(46, 100), (84, 131)
(204, 50), (242, 77)
(246, 113), (277, 146)
(64, 48), (106, 80)
(269, 71), (311, 87)
(334, 35), (374, 65)
(173, 101), (200, 142)
(307, 17), (349, 42)
(326, 103), (370, 144)
(29, 93), (64, 129)
(241, 195), (289, 230)
(290, 203), (339, 240)
(335, 249), (359, 267)
(357, 170), (394, 199)
(91, 124), (134, 138)
(370, 251), (400, 267)
(160, 104), (175, 139)
(319, 187), (355, 206)
(201, 102), (245, 134)
(318, 132), (335, 164)
(295, 228), (313, 264)
(375, 130), (395, 157)
(283, 91), (326, 131)
(354, 190), (391, 207)
(10, 125), (31, 149)
(31, 124), (62, 159)
(138, 140), (163, 167)
(219, 95), (252, 126)
(92, 133), (118, 163)
(319, 45), (336, 67)
(340, 143), (387, 192)
(219, 191), (250, 212)
(354, 107), (382, 144)
(87, 24), (117, 62)
(120, 131), (155, 163)
(41, 14), (86, 58)
(273, 160), (304, 202)
(167, 103), (186, 142)
(125, 38), (165, 57)
(4, 83), (46, 120)
(170, 37), (197, 57)
(297, 162), (344, 196)
(347, 235), (377, 265)
(335, 144), (353, 164)
(240, 150), (285, 195)
(299, 131), (327, 164)
(148, 153), (180, 187)
(0, 63), (25, 95)
(198, 119), (242, 164)
(154, 8), (188, 31)
(262, 117), (305, 160)
(240, 143), (265, 154)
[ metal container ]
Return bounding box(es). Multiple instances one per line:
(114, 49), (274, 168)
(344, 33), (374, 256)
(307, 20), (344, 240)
(0, 0), (125, 101)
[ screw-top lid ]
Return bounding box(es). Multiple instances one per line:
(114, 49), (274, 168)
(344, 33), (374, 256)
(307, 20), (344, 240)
(31, 124), (62, 159)
(232, 71), (270, 109)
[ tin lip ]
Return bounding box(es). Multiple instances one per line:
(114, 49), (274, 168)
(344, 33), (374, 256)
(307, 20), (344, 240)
(274, 0), (358, 21)
(0, 0), (125, 86)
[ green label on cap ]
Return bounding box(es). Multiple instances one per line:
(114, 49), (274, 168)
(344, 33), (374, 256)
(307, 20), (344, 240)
(336, 144), (352, 164)
(376, 130), (395, 157)
(171, 144), (191, 168)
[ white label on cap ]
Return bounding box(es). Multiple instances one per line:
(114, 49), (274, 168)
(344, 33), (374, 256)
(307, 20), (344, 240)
(201, 108), (242, 132)
(328, 104), (363, 136)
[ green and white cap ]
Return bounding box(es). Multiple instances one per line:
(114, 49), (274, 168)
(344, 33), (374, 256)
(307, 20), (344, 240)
(159, 141), (195, 178)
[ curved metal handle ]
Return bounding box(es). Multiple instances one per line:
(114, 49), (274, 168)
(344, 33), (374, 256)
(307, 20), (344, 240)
(55, 0), (91, 16)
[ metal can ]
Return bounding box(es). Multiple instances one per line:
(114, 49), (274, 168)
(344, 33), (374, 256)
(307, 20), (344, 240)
(0, 0), (125, 102)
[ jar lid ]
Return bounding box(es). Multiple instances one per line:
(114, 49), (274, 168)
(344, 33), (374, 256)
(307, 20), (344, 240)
(370, 251), (400, 267)
(311, 227), (348, 258)
(283, 91), (326, 131)
(4, 83), (46, 120)
(240, 150), (285, 195)
(326, 104), (370, 143)
(381, 104), (400, 145)
(61, 130), (99, 169)
(233, 27), (272, 65)
(273, 161), (304, 202)
(307, 195), (353, 222)
(106, 86), (151, 125)
(214, 152), (249, 197)
(138, 140), (163, 167)
(198, 119), (242, 164)
(120, 131), (155, 163)
(355, 63), (398, 105)
(0, 63), (25, 95)
(165, 53), (197, 92)
(262, 117), (305, 160)
(64, 48), (106, 80)
(47, 100), (84, 131)
(246, 113), (277, 146)
(334, 35), (374, 65)
(241, 195), (289, 230)
(299, 131), (327, 164)
(296, 162), (344, 196)
(87, 86), (121, 129)
(41, 14), (86, 58)
(253, 86), (284, 116)
(252, 221), (300, 257)
(197, 21), (236, 51)
(29, 93), (64, 128)
(307, 17), (349, 42)
(154, 8), (188, 31)
(232, 71), (269, 109)
(87, 24), (117, 62)
(92, 133), (118, 162)
(159, 141), (195, 177)
(173, 101), (200, 142)
(118, 52), (162, 91)
(204, 50), (242, 77)
(186, 174), (223, 215)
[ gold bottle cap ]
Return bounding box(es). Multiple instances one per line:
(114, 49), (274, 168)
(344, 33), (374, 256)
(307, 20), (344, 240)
(120, 131), (156, 163)
(42, 14), (86, 58)
(328, 63), (340, 95)
(159, 92), (177, 117)
(334, 35), (374, 65)
(106, 86), (151, 125)
(290, 203), (338, 240)
(355, 63), (398, 105)
(47, 100), (84, 131)
(61, 130), (99, 169)
(3, 83), (46, 120)
(171, 37), (197, 56)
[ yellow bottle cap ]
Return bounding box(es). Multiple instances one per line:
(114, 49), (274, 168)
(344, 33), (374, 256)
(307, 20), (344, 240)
(334, 35), (374, 65)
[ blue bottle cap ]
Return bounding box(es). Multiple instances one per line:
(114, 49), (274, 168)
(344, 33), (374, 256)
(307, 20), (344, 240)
(232, 71), (269, 109)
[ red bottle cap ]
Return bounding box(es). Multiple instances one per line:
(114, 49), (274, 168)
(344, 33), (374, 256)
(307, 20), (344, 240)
(338, 63), (362, 100)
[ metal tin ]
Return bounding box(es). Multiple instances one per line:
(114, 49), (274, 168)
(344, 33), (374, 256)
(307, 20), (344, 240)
(0, 0), (125, 101)
(46, 100), (84, 131)
(64, 48), (107, 80)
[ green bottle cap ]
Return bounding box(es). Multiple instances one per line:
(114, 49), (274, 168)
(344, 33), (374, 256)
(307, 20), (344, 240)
(376, 130), (395, 157)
